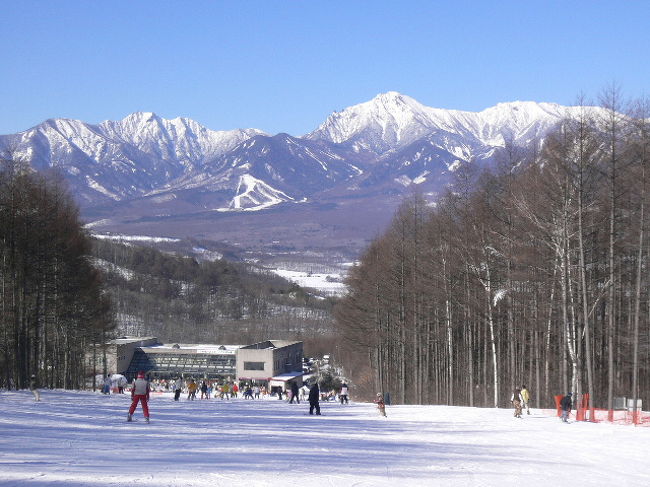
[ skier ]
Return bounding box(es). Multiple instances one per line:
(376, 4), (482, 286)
(127, 371), (150, 423)
(102, 375), (112, 395)
(339, 383), (349, 404)
(117, 376), (126, 394)
(173, 377), (183, 401)
(289, 381), (300, 404)
(521, 384), (531, 415)
(308, 382), (321, 415)
(187, 379), (197, 400)
(511, 388), (524, 418)
(29, 374), (41, 402)
(560, 392), (572, 422)
(200, 380), (209, 399)
(374, 393), (387, 417)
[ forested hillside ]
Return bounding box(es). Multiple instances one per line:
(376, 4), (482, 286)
(336, 92), (650, 411)
(92, 239), (335, 345)
(0, 161), (113, 390)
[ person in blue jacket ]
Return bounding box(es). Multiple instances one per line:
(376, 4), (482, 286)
(560, 392), (572, 422)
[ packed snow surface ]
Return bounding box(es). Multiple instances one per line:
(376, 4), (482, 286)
(1, 390), (648, 486)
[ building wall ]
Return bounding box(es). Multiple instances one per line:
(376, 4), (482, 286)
(236, 342), (304, 381)
(236, 348), (274, 381)
(126, 349), (237, 381)
(271, 342), (303, 375)
(84, 337), (159, 379)
(115, 338), (158, 374)
(87, 338), (303, 387)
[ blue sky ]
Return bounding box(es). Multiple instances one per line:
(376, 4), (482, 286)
(2, 1), (649, 136)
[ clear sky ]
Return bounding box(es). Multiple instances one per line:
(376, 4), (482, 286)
(2, 1), (649, 136)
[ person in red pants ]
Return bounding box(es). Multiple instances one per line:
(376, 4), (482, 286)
(128, 371), (150, 423)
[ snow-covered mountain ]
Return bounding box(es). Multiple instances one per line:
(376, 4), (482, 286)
(0, 112), (263, 203)
(0, 92), (588, 219)
(307, 91), (576, 156)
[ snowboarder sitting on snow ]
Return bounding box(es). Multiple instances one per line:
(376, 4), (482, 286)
(127, 371), (151, 423)
(308, 382), (321, 415)
(375, 393), (387, 417)
(560, 392), (572, 422)
(511, 388), (524, 418)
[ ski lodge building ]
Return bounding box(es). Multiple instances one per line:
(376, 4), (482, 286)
(87, 337), (304, 390)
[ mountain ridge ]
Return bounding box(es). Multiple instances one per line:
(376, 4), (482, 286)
(0, 93), (597, 264)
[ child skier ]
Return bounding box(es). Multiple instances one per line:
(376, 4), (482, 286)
(375, 393), (387, 417)
(127, 371), (150, 423)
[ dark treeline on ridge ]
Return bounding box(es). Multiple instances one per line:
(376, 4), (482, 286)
(336, 90), (650, 412)
(93, 238), (335, 346)
(0, 160), (113, 390)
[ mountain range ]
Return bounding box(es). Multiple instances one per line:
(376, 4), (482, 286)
(0, 92), (584, 266)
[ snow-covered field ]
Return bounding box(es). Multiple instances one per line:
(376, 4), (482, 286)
(271, 269), (347, 296)
(1, 390), (648, 486)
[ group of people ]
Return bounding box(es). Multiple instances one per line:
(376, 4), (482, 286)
(101, 374), (127, 394)
(171, 379), (275, 401)
(124, 372), (349, 421)
(511, 385), (574, 422)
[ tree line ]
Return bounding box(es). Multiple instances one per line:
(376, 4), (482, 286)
(0, 158), (114, 389)
(0, 156), (338, 390)
(335, 89), (650, 414)
(93, 238), (335, 346)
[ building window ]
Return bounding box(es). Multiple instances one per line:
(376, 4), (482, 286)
(244, 361), (265, 371)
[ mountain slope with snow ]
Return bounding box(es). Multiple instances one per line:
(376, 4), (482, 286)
(1, 113), (263, 203)
(307, 92), (583, 156)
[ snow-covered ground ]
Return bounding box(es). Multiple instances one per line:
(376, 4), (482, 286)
(1, 390), (648, 486)
(271, 269), (347, 296)
(91, 233), (181, 243)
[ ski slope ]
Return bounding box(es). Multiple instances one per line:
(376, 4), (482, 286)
(0, 390), (648, 486)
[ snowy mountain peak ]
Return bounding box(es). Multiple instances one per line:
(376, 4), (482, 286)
(306, 91), (437, 153)
(123, 111), (158, 123)
(308, 94), (586, 154)
(370, 91), (419, 107)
